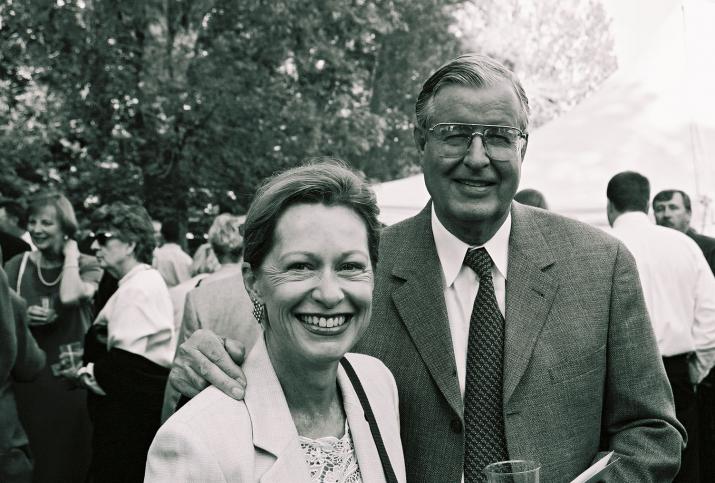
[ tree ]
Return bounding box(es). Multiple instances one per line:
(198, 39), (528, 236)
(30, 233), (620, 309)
(0, 0), (615, 241)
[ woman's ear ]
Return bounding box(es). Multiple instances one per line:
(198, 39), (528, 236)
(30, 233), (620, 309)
(126, 241), (137, 257)
(242, 262), (261, 302)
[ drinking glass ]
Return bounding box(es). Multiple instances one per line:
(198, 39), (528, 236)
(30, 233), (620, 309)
(484, 460), (541, 483)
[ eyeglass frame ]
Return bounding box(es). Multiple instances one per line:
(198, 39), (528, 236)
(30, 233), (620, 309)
(425, 122), (528, 161)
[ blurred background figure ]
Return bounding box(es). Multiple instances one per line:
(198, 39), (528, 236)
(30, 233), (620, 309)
(514, 188), (549, 209)
(1, 265), (46, 483)
(168, 243), (220, 332)
(152, 218), (191, 287)
(70, 202), (175, 483)
(0, 199), (32, 265)
(160, 213), (253, 421)
(607, 172), (715, 483)
(653, 189), (715, 482)
(3, 192), (101, 483)
(152, 220), (163, 247)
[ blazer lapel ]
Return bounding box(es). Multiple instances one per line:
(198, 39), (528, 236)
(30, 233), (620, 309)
(243, 335), (312, 483)
(338, 364), (386, 482)
(503, 204), (558, 403)
(391, 204), (463, 416)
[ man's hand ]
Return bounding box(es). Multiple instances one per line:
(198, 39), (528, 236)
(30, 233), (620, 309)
(168, 329), (248, 400)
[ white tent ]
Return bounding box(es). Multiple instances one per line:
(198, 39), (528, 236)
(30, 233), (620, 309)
(373, 0), (715, 233)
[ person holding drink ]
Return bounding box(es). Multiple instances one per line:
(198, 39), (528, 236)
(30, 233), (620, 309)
(3, 191), (101, 483)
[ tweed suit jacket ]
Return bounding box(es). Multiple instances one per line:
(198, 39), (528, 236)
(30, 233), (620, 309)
(356, 202), (684, 483)
(146, 335), (406, 482)
(161, 274), (260, 422)
(687, 228), (715, 275)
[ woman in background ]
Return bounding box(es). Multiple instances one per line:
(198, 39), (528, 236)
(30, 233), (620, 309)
(4, 192), (101, 483)
(69, 202), (175, 482)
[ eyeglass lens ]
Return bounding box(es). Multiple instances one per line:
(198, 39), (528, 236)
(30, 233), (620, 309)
(431, 124), (522, 160)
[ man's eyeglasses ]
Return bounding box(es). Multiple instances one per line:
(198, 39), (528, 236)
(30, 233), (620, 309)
(427, 123), (528, 161)
(93, 232), (117, 246)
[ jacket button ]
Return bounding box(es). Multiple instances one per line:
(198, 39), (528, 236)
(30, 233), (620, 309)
(451, 418), (463, 434)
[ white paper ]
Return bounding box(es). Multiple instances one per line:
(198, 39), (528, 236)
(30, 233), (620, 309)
(570, 451), (614, 483)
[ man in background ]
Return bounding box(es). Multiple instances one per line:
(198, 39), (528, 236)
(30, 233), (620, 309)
(653, 188), (715, 481)
(0, 200), (31, 265)
(513, 188), (548, 209)
(152, 218), (192, 287)
(607, 172), (715, 482)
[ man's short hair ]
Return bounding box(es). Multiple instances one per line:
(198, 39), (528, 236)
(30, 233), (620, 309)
(160, 218), (182, 244)
(607, 171), (650, 213)
(415, 53), (531, 131)
(652, 189), (692, 213)
(0, 199), (28, 228)
(514, 189), (548, 209)
(208, 213), (243, 260)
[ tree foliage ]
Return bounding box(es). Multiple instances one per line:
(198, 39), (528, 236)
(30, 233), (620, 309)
(0, 0), (615, 238)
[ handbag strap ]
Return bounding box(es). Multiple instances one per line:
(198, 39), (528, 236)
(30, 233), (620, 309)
(16, 251), (29, 296)
(340, 357), (398, 483)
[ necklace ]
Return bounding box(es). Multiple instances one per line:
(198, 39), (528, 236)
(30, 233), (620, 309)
(37, 253), (63, 287)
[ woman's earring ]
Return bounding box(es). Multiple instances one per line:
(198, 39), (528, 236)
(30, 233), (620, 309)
(252, 298), (264, 323)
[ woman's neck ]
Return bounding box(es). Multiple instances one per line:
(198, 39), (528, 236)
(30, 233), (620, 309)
(39, 249), (64, 266)
(265, 333), (345, 438)
(114, 258), (141, 280)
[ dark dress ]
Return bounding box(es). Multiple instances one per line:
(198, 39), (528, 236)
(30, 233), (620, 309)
(4, 253), (102, 483)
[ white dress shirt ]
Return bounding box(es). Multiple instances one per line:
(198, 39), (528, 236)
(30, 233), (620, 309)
(431, 206), (511, 397)
(610, 211), (715, 382)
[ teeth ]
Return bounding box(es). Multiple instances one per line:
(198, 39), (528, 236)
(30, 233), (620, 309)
(299, 315), (348, 328)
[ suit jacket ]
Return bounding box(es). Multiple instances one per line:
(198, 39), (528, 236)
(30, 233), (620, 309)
(146, 335), (406, 482)
(687, 228), (715, 276)
(356, 202), (684, 483)
(160, 273), (259, 422)
(1, 269), (45, 482)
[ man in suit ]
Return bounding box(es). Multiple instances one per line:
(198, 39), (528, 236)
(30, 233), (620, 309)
(653, 190), (715, 275)
(653, 188), (715, 481)
(166, 55), (684, 482)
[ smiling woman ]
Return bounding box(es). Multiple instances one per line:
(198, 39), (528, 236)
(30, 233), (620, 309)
(3, 191), (101, 483)
(146, 160), (406, 483)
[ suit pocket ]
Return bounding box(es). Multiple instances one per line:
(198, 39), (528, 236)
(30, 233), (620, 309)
(549, 345), (606, 383)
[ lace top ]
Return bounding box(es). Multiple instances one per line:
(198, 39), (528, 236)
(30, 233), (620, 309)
(299, 420), (362, 483)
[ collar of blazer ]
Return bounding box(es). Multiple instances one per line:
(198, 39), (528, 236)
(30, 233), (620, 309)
(244, 333), (388, 482)
(387, 201), (559, 416)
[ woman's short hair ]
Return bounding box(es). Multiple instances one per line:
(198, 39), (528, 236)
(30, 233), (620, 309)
(27, 192), (79, 238)
(208, 214), (244, 261)
(243, 159), (381, 270)
(190, 243), (220, 276)
(92, 203), (156, 264)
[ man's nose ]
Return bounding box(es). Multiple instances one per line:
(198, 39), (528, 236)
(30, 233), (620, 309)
(463, 133), (491, 169)
(90, 240), (99, 250)
(311, 272), (345, 307)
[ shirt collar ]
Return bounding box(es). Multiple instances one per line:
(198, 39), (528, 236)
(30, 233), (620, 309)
(118, 263), (151, 286)
(431, 205), (511, 287)
(612, 211), (652, 229)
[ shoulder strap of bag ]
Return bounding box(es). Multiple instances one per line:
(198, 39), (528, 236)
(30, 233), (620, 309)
(340, 357), (398, 483)
(16, 251), (30, 296)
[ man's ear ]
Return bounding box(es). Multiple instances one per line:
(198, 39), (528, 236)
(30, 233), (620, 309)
(413, 125), (427, 153)
(242, 262), (261, 302)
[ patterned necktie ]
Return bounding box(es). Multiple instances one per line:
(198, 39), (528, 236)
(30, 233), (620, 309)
(463, 247), (508, 482)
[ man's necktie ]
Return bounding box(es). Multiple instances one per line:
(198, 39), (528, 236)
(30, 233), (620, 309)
(463, 247), (508, 482)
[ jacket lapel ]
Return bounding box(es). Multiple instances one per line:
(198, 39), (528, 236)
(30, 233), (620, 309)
(503, 204), (558, 403)
(338, 363), (386, 482)
(390, 204), (463, 416)
(243, 335), (312, 483)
